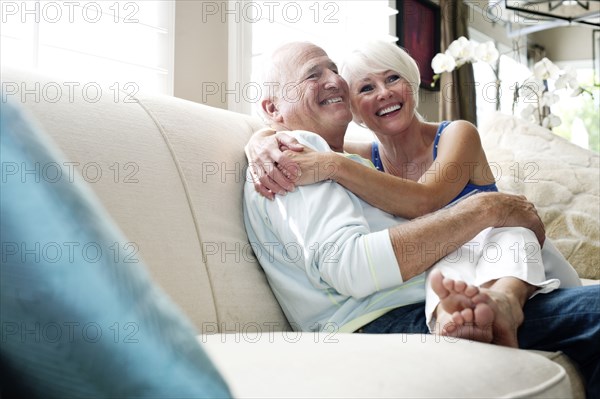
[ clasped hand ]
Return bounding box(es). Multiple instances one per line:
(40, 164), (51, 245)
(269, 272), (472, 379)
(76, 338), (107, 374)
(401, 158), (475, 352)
(245, 130), (337, 199)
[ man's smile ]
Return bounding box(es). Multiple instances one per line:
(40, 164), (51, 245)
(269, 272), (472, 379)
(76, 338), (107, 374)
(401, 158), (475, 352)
(320, 96), (343, 106)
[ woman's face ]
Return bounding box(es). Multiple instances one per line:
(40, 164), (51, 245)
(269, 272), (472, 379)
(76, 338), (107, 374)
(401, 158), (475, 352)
(348, 70), (416, 136)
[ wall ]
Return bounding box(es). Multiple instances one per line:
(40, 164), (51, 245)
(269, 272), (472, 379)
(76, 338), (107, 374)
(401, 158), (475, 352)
(174, 1), (229, 109)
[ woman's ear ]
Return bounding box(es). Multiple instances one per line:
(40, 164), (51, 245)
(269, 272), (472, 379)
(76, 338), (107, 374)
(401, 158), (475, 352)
(261, 99), (283, 123)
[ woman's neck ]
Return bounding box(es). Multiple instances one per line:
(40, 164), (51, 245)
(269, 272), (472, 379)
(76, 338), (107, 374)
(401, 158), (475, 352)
(376, 118), (437, 179)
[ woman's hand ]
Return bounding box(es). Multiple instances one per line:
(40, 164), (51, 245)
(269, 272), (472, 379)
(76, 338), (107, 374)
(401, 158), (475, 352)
(244, 129), (304, 199)
(281, 148), (340, 186)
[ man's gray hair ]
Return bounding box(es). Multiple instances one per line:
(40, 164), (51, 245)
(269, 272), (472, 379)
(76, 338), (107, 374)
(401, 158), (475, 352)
(254, 41), (317, 123)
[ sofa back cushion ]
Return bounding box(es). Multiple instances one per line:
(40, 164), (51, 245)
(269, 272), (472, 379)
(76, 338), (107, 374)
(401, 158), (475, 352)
(4, 68), (290, 332)
(137, 96), (292, 332)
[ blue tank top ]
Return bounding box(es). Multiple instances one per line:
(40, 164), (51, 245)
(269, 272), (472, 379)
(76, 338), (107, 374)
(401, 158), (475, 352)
(371, 121), (498, 205)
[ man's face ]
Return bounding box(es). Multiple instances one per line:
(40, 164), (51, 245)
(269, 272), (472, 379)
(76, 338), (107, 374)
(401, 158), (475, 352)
(269, 44), (353, 149)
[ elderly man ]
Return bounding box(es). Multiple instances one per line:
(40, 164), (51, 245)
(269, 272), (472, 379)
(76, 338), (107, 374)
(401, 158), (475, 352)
(243, 42), (599, 396)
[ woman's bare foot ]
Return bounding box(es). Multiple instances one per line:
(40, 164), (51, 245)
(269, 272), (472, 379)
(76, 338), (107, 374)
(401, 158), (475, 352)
(431, 272), (530, 348)
(472, 287), (524, 348)
(431, 270), (494, 343)
(478, 277), (535, 348)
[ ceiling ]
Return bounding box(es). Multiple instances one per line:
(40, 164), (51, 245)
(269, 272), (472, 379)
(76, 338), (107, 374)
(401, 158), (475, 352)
(503, 0), (600, 26)
(486, 0), (600, 37)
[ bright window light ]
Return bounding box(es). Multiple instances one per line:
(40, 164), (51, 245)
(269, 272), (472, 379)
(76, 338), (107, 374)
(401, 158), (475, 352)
(469, 29), (531, 125)
(0, 0), (174, 95)
(552, 67), (600, 153)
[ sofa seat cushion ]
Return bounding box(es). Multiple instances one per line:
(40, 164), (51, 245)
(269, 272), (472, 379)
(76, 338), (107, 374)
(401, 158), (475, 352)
(481, 113), (600, 279)
(202, 333), (573, 398)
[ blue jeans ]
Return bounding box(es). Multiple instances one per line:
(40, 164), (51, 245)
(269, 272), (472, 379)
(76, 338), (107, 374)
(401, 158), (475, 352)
(359, 286), (600, 398)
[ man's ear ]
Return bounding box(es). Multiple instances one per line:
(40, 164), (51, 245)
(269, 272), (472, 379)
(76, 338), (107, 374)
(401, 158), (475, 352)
(261, 99), (283, 123)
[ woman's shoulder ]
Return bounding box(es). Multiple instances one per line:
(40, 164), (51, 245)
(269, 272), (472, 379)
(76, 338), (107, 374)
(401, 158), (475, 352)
(441, 120), (481, 141)
(445, 119), (478, 132)
(435, 119), (484, 156)
(344, 141), (372, 159)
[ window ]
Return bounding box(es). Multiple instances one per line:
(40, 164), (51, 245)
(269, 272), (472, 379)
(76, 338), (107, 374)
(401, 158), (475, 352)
(468, 28), (531, 125)
(468, 29), (598, 152)
(229, 0), (397, 116)
(1, 0), (175, 95)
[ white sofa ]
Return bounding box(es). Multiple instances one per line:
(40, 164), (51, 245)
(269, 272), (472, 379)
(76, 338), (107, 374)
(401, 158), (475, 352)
(6, 69), (598, 398)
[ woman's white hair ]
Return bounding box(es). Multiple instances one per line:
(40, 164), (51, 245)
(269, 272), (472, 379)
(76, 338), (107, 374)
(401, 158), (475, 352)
(341, 40), (423, 120)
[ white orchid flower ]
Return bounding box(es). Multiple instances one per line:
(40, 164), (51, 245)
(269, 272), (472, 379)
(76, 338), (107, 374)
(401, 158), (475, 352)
(512, 58), (586, 128)
(571, 87), (584, 97)
(542, 114), (561, 128)
(555, 74), (568, 89)
(555, 66), (578, 89)
(564, 66), (579, 89)
(447, 36), (476, 64)
(520, 78), (544, 100)
(541, 91), (559, 107)
(521, 104), (537, 119)
(568, 78), (580, 89)
(533, 58), (560, 80)
(475, 41), (499, 65)
(431, 53), (457, 74)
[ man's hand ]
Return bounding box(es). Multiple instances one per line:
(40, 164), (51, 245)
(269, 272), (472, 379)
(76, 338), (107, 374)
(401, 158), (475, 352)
(474, 192), (546, 245)
(245, 129), (304, 199)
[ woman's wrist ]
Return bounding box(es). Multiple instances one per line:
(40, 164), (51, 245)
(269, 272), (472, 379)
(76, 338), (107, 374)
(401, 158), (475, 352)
(328, 152), (347, 182)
